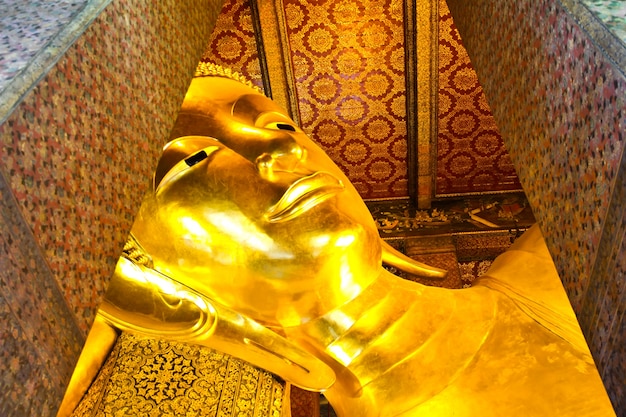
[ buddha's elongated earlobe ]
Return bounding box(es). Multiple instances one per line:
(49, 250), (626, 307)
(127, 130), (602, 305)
(380, 239), (447, 279)
(101, 256), (336, 391)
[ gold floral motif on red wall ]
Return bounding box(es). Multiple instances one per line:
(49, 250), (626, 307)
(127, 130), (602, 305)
(436, 0), (521, 196)
(201, 0), (521, 200)
(285, 0), (409, 199)
(201, 0), (264, 91)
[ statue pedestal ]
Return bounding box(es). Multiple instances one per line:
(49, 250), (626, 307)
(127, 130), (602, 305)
(72, 333), (287, 417)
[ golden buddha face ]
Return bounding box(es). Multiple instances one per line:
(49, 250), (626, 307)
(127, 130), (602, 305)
(132, 76), (382, 327)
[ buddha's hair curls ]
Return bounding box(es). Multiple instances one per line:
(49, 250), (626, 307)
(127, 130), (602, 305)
(194, 61), (262, 94)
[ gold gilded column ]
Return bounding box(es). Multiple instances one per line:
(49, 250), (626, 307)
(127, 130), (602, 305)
(250, 0), (300, 122)
(406, 0), (439, 208)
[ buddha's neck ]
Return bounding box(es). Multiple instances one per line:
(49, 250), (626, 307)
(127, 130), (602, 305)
(285, 270), (455, 359)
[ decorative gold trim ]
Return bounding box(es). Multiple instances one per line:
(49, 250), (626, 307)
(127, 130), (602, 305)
(435, 188), (525, 198)
(121, 233), (153, 268)
(195, 61), (263, 94)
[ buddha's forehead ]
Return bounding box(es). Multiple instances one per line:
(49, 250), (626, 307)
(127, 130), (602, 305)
(186, 76), (256, 100)
(183, 77), (285, 115)
(178, 77), (298, 136)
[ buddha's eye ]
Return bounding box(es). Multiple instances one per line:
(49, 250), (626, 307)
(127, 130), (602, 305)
(185, 150), (208, 167)
(276, 123), (296, 132)
(265, 121), (297, 132)
(156, 146), (219, 191)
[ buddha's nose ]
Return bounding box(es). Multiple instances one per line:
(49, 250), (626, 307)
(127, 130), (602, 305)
(255, 139), (305, 178)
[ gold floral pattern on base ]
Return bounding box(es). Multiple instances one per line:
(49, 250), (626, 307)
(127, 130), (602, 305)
(73, 333), (286, 417)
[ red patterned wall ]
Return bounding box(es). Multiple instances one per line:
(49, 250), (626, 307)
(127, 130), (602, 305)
(201, 0), (264, 91)
(201, 0), (522, 200)
(284, 0), (409, 199)
(436, 0), (521, 196)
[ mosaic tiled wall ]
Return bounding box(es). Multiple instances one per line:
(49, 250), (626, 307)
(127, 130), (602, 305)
(0, 0), (110, 122)
(436, 0), (521, 196)
(581, 0), (626, 41)
(445, 0), (625, 412)
(0, 0), (223, 415)
(1, 0), (85, 89)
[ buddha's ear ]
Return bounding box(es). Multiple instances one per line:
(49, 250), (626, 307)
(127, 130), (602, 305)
(380, 239), (447, 280)
(100, 256), (336, 392)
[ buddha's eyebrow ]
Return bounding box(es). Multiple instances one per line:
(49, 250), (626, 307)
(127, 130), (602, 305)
(231, 93), (286, 122)
(230, 95), (261, 120)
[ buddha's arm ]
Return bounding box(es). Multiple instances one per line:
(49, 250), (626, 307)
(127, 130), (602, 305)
(56, 315), (118, 417)
(475, 224), (590, 351)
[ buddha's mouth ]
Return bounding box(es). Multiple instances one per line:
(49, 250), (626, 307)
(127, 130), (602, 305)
(265, 172), (344, 223)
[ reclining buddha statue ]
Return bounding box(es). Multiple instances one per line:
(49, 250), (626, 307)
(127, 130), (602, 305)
(58, 63), (615, 416)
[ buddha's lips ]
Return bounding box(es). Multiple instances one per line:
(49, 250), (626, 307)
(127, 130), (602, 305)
(265, 172), (344, 223)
